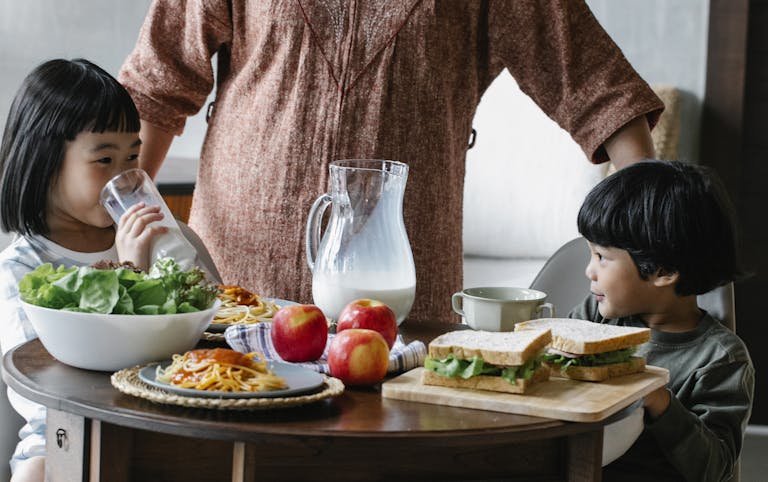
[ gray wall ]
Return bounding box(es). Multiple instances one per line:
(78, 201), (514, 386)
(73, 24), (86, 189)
(587, 0), (710, 161)
(0, 0), (210, 163)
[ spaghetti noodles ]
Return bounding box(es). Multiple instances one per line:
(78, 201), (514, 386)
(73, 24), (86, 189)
(213, 285), (281, 326)
(155, 348), (288, 392)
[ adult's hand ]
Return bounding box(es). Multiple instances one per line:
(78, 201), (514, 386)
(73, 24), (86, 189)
(604, 115), (656, 170)
(138, 120), (174, 179)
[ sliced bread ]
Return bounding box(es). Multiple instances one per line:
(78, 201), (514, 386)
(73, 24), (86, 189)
(514, 318), (650, 355)
(421, 365), (550, 394)
(427, 329), (551, 366)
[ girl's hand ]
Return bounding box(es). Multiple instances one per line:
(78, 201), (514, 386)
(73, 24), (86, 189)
(114, 202), (167, 271)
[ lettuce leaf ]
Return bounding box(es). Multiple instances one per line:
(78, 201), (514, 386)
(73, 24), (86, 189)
(78, 269), (120, 313)
(424, 354), (544, 385)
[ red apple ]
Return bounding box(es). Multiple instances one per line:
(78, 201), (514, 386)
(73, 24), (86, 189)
(328, 329), (389, 386)
(336, 299), (398, 348)
(270, 304), (328, 362)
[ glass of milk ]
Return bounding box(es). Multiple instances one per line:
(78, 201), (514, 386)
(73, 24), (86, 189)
(100, 168), (198, 270)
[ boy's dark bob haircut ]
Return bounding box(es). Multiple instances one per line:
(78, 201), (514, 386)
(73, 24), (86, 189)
(0, 58), (140, 235)
(578, 160), (742, 296)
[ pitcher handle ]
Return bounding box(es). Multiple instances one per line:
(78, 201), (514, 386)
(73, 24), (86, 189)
(305, 193), (332, 271)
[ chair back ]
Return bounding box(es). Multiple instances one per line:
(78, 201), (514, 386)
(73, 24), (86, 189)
(529, 237), (736, 330)
(529, 237), (591, 317)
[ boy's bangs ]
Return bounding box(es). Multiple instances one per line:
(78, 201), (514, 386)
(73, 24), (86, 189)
(577, 192), (642, 251)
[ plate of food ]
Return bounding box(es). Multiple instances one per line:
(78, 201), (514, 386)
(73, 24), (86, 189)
(138, 348), (325, 398)
(208, 285), (298, 332)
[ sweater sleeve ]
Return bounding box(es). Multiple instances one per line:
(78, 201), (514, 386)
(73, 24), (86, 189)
(645, 360), (754, 482)
(118, 0), (233, 135)
(0, 254), (40, 354)
(486, 0), (664, 162)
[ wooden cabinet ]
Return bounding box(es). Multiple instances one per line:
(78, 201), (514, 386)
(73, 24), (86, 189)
(159, 184), (194, 224)
(161, 194), (193, 224)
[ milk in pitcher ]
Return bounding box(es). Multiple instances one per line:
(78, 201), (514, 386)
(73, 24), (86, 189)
(312, 272), (415, 325)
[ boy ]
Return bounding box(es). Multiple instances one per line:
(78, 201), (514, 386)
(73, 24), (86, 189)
(570, 160), (754, 482)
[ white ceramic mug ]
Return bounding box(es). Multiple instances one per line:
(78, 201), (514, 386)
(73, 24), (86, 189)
(451, 287), (555, 332)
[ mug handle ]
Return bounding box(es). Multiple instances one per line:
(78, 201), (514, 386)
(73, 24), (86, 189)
(451, 292), (465, 317)
(536, 302), (555, 319)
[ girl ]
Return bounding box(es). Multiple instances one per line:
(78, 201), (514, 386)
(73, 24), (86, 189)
(0, 58), (208, 482)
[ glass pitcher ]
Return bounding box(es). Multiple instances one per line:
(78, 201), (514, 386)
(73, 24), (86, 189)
(306, 160), (416, 325)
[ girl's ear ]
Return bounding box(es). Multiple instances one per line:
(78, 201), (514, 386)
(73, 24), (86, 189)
(652, 268), (679, 288)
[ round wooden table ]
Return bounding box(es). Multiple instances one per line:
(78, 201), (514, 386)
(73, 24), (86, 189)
(3, 321), (608, 482)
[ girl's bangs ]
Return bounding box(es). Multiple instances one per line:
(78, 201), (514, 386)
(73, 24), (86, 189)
(86, 84), (140, 133)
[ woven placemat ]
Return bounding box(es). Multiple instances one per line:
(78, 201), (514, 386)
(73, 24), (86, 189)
(111, 366), (344, 410)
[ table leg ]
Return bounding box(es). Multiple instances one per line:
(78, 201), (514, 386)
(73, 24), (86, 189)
(89, 420), (133, 482)
(232, 442), (255, 482)
(567, 428), (603, 482)
(45, 408), (88, 482)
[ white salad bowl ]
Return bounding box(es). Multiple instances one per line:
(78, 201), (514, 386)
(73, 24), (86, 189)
(21, 299), (221, 371)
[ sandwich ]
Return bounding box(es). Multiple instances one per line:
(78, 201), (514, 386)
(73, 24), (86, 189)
(421, 329), (552, 394)
(514, 318), (650, 382)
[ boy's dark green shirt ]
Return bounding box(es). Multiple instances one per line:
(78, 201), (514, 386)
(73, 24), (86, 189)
(570, 295), (754, 482)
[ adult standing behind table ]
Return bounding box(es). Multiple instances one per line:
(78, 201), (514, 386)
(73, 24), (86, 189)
(119, 1), (663, 323)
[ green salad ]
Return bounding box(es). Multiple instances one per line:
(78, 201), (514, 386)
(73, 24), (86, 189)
(19, 258), (219, 315)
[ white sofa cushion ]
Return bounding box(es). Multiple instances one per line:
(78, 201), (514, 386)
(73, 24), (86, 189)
(463, 70), (607, 259)
(463, 255), (546, 290)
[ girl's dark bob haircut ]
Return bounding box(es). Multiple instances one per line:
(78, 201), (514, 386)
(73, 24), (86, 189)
(577, 160), (743, 296)
(0, 58), (140, 235)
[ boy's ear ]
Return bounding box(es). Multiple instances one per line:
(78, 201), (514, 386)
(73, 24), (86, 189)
(652, 268), (679, 288)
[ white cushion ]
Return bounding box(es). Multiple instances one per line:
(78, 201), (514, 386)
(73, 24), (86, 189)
(463, 70), (607, 258)
(463, 256), (546, 290)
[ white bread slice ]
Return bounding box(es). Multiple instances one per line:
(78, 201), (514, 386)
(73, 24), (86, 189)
(546, 356), (646, 382)
(421, 365), (550, 394)
(514, 318), (650, 355)
(427, 329), (551, 366)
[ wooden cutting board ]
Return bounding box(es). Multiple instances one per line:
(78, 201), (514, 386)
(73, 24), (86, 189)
(381, 366), (669, 422)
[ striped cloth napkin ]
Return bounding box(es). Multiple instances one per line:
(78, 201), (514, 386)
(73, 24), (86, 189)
(224, 322), (427, 375)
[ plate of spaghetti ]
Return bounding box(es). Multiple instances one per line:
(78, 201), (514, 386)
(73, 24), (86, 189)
(209, 285), (297, 332)
(138, 348), (325, 398)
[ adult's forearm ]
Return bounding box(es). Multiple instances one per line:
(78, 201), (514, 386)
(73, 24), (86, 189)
(138, 120), (174, 179)
(604, 115), (656, 170)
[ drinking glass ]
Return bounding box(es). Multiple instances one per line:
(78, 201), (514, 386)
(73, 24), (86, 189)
(100, 168), (197, 270)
